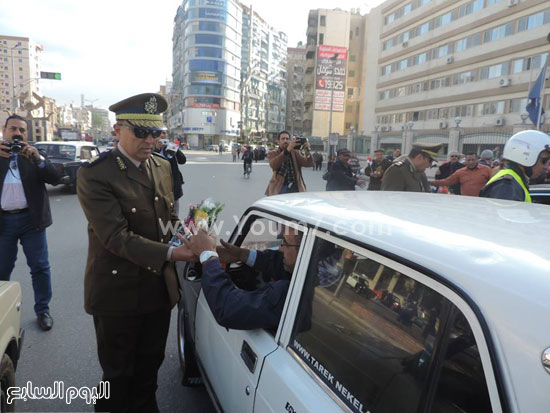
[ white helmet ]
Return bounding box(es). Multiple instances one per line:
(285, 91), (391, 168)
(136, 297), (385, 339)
(503, 130), (550, 167)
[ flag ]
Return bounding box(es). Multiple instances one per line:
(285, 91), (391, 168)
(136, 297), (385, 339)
(526, 58), (547, 127)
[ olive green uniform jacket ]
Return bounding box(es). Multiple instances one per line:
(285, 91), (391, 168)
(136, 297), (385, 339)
(77, 149), (180, 316)
(381, 156), (431, 193)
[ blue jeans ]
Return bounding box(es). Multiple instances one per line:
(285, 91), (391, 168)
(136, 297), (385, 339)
(0, 211), (52, 315)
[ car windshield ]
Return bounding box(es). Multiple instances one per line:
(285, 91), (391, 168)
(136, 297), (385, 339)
(36, 144), (76, 160)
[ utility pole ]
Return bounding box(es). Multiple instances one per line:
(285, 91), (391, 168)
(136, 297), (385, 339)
(327, 53), (339, 159)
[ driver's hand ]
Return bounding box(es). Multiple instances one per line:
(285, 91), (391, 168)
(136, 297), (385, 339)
(217, 239), (249, 263)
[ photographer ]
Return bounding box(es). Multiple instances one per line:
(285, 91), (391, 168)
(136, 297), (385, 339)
(265, 131), (313, 196)
(154, 132), (186, 215)
(0, 114), (60, 331)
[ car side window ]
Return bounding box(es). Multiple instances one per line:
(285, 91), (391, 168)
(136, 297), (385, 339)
(288, 236), (491, 413)
(239, 217), (282, 251)
(81, 147), (91, 160)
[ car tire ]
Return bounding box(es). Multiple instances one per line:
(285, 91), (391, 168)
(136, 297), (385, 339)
(0, 354), (15, 413)
(177, 301), (202, 387)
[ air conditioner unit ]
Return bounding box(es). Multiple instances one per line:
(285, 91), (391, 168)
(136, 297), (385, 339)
(495, 118), (505, 126)
(446, 56), (454, 64)
(499, 78), (512, 87)
(439, 121), (448, 129)
(508, 0), (518, 6)
(402, 41), (409, 48)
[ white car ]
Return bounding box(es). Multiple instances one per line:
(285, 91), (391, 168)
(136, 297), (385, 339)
(0, 281), (23, 412)
(177, 192), (550, 413)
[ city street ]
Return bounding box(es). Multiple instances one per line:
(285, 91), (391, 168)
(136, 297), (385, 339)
(9, 150), (329, 412)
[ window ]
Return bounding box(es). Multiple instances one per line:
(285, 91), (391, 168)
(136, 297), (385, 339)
(480, 63), (507, 79)
(350, 55), (356, 62)
(518, 11), (545, 32)
(476, 101), (505, 116)
(416, 21), (431, 36)
(434, 44), (449, 59)
(483, 23), (513, 43)
(453, 70), (476, 85)
(195, 34), (223, 45)
(348, 88), (353, 97)
(355, 27), (359, 36)
(319, 34), (324, 45)
(398, 58), (409, 70)
(349, 70), (355, 77)
(510, 98), (528, 113)
(320, 15), (326, 26)
(289, 236), (491, 413)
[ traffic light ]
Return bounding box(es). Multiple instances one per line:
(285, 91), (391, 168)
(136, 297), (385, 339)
(40, 72), (62, 80)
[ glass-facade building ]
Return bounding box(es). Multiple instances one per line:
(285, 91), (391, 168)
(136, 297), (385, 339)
(171, 0), (242, 147)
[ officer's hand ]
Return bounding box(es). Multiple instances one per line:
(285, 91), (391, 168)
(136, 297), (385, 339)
(217, 239), (249, 263)
(288, 138), (297, 151)
(183, 230), (217, 256)
(0, 143), (10, 159)
(172, 243), (197, 262)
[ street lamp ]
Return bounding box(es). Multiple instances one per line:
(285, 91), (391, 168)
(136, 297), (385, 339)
(520, 111), (529, 124)
(407, 121), (414, 130)
(454, 116), (462, 128)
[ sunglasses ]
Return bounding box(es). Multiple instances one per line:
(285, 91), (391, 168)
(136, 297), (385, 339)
(119, 124), (163, 139)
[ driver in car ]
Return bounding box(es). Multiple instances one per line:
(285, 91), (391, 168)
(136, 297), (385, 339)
(182, 227), (302, 330)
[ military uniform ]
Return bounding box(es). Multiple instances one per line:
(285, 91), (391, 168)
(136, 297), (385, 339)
(381, 156), (431, 192)
(76, 93), (179, 412)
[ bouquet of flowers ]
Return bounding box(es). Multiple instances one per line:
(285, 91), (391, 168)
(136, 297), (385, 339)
(168, 197), (225, 247)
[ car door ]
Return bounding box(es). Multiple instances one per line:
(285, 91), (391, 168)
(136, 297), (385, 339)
(194, 212), (309, 413)
(256, 229), (502, 413)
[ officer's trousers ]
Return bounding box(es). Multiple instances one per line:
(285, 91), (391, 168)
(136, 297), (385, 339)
(93, 309), (171, 413)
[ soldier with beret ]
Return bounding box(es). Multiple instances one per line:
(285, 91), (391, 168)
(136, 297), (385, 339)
(76, 93), (194, 412)
(381, 144), (440, 192)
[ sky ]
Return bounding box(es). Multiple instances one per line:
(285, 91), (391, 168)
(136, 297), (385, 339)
(0, 0), (384, 112)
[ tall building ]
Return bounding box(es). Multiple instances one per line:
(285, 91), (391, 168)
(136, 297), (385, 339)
(171, 0), (242, 148)
(0, 35), (43, 133)
(240, 5), (287, 141)
(364, 0), (550, 156)
(85, 105), (111, 136)
(286, 43), (307, 135)
(303, 9), (367, 148)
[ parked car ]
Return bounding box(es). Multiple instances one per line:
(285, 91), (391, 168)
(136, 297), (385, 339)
(530, 184), (550, 205)
(34, 141), (100, 193)
(0, 281), (23, 412)
(176, 192), (550, 413)
(207, 145), (219, 152)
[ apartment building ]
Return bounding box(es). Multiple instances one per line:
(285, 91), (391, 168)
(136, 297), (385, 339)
(241, 5), (287, 141)
(171, 0), (242, 147)
(286, 44), (307, 135)
(364, 0), (550, 156)
(303, 9), (367, 148)
(0, 35), (43, 134)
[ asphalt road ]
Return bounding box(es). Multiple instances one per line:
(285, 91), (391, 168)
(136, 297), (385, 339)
(9, 150), (330, 412)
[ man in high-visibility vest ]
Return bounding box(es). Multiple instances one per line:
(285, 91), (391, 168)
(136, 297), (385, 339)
(480, 130), (550, 202)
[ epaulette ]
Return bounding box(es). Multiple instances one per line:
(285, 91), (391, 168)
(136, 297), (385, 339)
(394, 160), (405, 167)
(152, 151), (166, 160)
(81, 151), (110, 168)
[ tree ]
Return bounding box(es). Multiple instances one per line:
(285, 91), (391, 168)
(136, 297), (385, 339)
(92, 112), (104, 130)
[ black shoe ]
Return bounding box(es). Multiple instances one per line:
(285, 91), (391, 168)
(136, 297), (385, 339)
(37, 312), (53, 331)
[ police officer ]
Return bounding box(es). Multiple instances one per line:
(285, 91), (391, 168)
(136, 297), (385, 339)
(381, 144), (440, 192)
(76, 93), (193, 412)
(480, 130), (550, 202)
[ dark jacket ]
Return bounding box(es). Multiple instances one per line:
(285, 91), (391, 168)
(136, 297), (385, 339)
(265, 147), (313, 195)
(435, 161), (464, 195)
(381, 156), (430, 192)
(326, 158), (358, 191)
(0, 153), (60, 231)
(479, 164), (529, 202)
(201, 249), (291, 330)
(160, 147), (186, 200)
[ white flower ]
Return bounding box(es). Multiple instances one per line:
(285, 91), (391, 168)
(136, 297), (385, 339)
(202, 198), (216, 210)
(195, 218), (209, 232)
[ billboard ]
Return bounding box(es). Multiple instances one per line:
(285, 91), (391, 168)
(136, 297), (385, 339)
(314, 45), (348, 112)
(191, 71), (222, 84)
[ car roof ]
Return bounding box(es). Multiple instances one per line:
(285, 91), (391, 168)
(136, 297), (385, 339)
(35, 141), (96, 147)
(252, 191), (550, 406)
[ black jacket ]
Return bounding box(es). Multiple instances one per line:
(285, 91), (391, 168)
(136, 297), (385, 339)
(201, 249), (291, 330)
(479, 164), (529, 202)
(0, 153), (60, 230)
(159, 148), (186, 200)
(435, 161), (464, 195)
(326, 159), (357, 191)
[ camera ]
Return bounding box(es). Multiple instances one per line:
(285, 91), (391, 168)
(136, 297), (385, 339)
(1, 136), (23, 153)
(294, 137), (308, 150)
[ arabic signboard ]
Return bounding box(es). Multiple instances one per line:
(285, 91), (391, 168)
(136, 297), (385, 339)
(314, 45), (348, 112)
(192, 102), (220, 109)
(191, 71), (222, 84)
